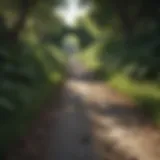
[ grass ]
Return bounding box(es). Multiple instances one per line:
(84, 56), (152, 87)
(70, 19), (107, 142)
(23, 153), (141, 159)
(109, 73), (160, 125)
(77, 41), (104, 70)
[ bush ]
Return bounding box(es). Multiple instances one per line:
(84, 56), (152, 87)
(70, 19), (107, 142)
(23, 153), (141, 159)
(0, 41), (64, 156)
(109, 73), (160, 125)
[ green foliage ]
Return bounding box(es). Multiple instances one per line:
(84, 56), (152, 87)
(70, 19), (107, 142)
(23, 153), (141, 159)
(0, 0), (67, 158)
(98, 25), (160, 80)
(79, 0), (160, 125)
(109, 73), (160, 125)
(0, 40), (65, 156)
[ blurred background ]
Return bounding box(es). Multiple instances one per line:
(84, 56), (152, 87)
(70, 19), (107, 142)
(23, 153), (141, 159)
(0, 0), (159, 159)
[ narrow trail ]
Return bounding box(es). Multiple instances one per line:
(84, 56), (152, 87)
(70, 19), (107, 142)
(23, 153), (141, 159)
(7, 55), (160, 160)
(46, 81), (97, 160)
(46, 57), (98, 160)
(67, 80), (160, 160)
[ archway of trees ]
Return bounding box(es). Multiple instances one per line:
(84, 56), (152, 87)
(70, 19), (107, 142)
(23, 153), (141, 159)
(0, 0), (160, 158)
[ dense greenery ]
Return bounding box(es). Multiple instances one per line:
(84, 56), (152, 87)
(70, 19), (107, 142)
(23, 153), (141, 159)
(93, 0), (160, 79)
(80, 0), (160, 124)
(0, 40), (65, 157)
(0, 0), (160, 157)
(0, 0), (66, 157)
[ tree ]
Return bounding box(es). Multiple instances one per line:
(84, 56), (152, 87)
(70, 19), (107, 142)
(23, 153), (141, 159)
(89, 0), (160, 80)
(0, 0), (60, 41)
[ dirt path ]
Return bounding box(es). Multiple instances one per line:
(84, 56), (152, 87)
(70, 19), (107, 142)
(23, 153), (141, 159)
(46, 82), (97, 160)
(67, 80), (160, 160)
(6, 55), (98, 160)
(7, 56), (160, 160)
(7, 79), (160, 160)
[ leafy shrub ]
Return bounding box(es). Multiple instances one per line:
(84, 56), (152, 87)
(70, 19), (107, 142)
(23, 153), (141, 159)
(0, 41), (64, 155)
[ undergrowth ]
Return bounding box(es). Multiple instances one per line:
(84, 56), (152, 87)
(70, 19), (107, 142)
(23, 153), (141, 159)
(0, 41), (65, 157)
(109, 73), (160, 125)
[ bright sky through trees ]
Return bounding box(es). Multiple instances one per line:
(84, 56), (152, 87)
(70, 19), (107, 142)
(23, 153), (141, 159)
(54, 0), (91, 27)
